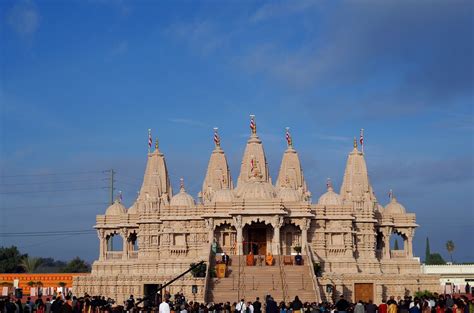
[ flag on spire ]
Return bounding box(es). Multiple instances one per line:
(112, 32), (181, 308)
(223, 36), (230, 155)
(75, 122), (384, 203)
(359, 128), (364, 148)
(118, 190), (123, 202)
(250, 114), (256, 134)
(326, 178), (332, 189)
(285, 127), (292, 147)
(388, 189), (393, 200)
(213, 127), (220, 147)
(148, 129), (152, 152)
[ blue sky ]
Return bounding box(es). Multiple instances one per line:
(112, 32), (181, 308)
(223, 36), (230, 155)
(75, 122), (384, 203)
(0, 0), (473, 263)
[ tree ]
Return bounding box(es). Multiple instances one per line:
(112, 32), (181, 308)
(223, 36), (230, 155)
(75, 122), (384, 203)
(426, 253), (446, 265)
(0, 246), (27, 273)
(20, 257), (43, 273)
(61, 257), (91, 273)
(394, 239), (399, 250)
(446, 240), (455, 263)
(425, 237), (431, 263)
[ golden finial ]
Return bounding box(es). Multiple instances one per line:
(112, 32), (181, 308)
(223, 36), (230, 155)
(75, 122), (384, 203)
(353, 137), (358, 148)
(180, 178), (185, 191)
(155, 137), (159, 151)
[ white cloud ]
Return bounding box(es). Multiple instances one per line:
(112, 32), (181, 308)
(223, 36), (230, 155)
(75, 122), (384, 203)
(6, 0), (40, 36)
(168, 118), (209, 128)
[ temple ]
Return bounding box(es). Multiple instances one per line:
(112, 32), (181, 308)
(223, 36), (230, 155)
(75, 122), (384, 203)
(74, 116), (438, 304)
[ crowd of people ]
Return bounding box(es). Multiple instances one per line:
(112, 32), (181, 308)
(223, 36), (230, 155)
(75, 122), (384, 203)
(1, 291), (473, 313)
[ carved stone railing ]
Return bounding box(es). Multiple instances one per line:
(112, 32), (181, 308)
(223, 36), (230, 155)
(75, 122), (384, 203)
(203, 244), (213, 303)
(170, 246), (187, 256)
(105, 251), (123, 260)
(390, 249), (406, 258)
(306, 245), (321, 302)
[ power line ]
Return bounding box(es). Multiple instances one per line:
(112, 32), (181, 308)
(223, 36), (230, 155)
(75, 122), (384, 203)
(0, 202), (108, 210)
(0, 170), (106, 178)
(0, 179), (106, 186)
(0, 187), (108, 195)
(0, 230), (96, 237)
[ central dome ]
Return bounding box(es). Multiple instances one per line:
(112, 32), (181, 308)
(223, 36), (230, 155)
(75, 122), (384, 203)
(235, 178), (277, 200)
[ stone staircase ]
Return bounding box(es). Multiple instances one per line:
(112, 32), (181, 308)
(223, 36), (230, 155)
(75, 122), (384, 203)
(207, 255), (319, 304)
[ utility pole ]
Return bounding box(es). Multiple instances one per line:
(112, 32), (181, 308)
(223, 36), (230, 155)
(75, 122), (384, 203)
(107, 169), (115, 204)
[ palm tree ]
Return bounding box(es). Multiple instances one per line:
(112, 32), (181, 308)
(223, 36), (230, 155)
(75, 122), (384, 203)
(20, 257), (42, 273)
(446, 240), (455, 263)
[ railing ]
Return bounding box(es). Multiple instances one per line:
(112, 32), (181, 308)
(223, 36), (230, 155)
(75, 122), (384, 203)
(306, 245), (321, 303)
(390, 250), (406, 258)
(278, 255), (288, 303)
(203, 244), (213, 303)
(105, 251), (123, 260)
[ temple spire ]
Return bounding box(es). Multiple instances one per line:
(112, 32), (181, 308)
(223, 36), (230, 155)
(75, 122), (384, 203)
(340, 139), (377, 206)
(137, 134), (172, 203)
(237, 115), (271, 187)
(275, 129), (310, 201)
(201, 128), (233, 204)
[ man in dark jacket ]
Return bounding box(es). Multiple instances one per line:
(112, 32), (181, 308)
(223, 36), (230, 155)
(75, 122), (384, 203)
(265, 295), (278, 313)
(253, 297), (262, 313)
(335, 295), (350, 313)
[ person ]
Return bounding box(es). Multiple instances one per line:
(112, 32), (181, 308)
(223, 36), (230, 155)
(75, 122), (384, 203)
(295, 253), (303, 266)
(253, 297), (261, 313)
(265, 296), (279, 313)
(354, 301), (365, 313)
(59, 296), (73, 313)
(465, 283), (471, 295)
(379, 300), (388, 313)
(236, 299), (247, 313)
(291, 296), (303, 313)
(388, 297), (398, 313)
(126, 295), (135, 312)
(159, 298), (170, 313)
(365, 300), (377, 313)
(246, 252), (254, 266)
(247, 301), (254, 313)
(266, 253), (274, 266)
(222, 253), (230, 266)
(335, 296), (350, 313)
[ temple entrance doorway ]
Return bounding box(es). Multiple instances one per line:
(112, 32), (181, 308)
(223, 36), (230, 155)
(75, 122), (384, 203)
(243, 221), (272, 255)
(354, 283), (374, 303)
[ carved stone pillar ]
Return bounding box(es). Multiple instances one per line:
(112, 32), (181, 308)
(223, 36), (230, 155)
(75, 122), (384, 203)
(206, 218), (214, 245)
(233, 215), (243, 255)
(384, 228), (391, 259)
(301, 218), (310, 252)
(406, 228), (414, 258)
(98, 229), (106, 261)
(122, 229), (129, 260)
(272, 216), (283, 255)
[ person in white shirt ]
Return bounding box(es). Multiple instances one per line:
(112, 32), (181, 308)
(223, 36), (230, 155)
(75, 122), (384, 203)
(247, 301), (254, 313)
(236, 299), (247, 313)
(159, 299), (170, 313)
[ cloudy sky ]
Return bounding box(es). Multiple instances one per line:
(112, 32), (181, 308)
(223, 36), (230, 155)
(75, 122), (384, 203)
(1, 0), (473, 263)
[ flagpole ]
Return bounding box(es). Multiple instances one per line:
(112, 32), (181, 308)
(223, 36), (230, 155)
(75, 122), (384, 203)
(361, 128), (364, 154)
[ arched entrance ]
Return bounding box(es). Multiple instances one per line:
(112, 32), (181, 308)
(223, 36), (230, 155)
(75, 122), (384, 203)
(243, 221), (273, 255)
